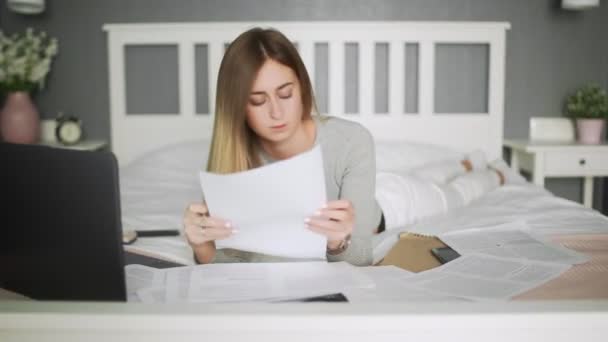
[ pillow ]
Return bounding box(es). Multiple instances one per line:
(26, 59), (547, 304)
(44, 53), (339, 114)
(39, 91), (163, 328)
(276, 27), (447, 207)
(374, 140), (463, 173)
(121, 139), (210, 175)
(119, 139), (210, 231)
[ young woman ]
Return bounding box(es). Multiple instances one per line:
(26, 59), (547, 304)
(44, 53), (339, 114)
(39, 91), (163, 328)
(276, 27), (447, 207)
(183, 27), (382, 266)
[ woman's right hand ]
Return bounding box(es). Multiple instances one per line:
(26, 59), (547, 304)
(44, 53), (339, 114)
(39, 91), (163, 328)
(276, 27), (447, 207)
(183, 202), (235, 246)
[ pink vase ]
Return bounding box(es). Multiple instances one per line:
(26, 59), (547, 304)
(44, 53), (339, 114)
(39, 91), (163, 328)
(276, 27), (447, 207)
(0, 91), (40, 144)
(576, 118), (605, 144)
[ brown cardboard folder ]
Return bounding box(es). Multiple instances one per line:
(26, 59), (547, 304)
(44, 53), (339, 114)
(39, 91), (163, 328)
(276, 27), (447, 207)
(377, 232), (448, 273)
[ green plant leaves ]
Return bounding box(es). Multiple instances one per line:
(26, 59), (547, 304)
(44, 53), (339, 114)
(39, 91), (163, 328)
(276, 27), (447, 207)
(565, 83), (608, 119)
(0, 27), (59, 93)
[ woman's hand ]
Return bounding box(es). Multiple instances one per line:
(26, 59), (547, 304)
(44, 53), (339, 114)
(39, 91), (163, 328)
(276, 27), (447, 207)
(183, 202), (235, 247)
(305, 199), (354, 250)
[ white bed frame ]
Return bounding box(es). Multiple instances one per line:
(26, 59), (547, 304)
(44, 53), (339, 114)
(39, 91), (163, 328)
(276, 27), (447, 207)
(9, 21), (608, 341)
(103, 21), (509, 166)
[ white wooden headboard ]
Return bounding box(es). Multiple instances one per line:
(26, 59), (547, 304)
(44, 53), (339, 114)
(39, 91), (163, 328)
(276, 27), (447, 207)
(103, 21), (510, 166)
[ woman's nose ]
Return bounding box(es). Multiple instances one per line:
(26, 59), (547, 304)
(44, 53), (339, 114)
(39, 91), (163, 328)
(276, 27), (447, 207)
(268, 96), (284, 120)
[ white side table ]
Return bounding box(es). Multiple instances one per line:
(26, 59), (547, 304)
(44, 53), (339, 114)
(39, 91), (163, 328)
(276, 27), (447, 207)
(504, 139), (608, 208)
(39, 139), (108, 151)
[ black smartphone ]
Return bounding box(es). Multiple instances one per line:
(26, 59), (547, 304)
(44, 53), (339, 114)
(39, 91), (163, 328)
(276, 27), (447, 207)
(135, 229), (180, 237)
(274, 293), (348, 303)
(431, 246), (461, 264)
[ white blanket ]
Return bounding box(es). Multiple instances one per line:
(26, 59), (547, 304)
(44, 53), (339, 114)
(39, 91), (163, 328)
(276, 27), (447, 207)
(372, 184), (608, 263)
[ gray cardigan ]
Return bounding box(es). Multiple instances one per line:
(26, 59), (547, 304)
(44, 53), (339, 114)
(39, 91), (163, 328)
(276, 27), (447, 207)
(208, 115), (382, 266)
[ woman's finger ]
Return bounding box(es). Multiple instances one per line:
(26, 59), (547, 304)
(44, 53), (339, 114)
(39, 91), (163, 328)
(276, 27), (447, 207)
(200, 227), (235, 240)
(184, 224), (209, 245)
(198, 216), (232, 229)
(305, 217), (345, 232)
(323, 200), (353, 211)
(185, 224), (235, 245)
(188, 203), (209, 216)
(314, 208), (350, 223)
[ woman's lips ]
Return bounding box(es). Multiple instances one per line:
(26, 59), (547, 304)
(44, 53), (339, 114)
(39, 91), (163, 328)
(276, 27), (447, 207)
(271, 123), (287, 129)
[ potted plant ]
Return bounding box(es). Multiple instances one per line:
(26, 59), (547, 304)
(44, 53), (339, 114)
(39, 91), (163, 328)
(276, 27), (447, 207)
(565, 83), (608, 144)
(0, 28), (58, 144)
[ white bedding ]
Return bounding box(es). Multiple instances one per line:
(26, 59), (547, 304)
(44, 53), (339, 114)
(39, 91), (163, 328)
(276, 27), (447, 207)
(372, 183), (608, 264)
(119, 140), (608, 266)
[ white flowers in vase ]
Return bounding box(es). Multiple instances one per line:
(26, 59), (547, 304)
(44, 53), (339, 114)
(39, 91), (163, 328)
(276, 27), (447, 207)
(0, 27), (59, 93)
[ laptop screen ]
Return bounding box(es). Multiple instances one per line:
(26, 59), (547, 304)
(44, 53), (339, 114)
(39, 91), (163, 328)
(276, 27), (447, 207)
(0, 142), (126, 301)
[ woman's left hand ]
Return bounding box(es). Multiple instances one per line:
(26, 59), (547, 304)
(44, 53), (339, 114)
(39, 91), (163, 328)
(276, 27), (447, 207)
(306, 199), (354, 250)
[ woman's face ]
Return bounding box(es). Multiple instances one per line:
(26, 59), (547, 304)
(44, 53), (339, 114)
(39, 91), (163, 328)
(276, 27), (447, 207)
(245, 59), (305, 145)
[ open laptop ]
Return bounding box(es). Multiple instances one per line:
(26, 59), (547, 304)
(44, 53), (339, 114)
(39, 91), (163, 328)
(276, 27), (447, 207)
(0, 142), (127, 301)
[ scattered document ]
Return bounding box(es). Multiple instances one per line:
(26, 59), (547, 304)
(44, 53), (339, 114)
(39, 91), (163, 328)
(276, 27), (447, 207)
(124, 237), (195, 266)
(187, 261), (374, 303)
(343, 280), (469, 303)
(124, 264), (167, 302)
(405, 253), (571, 301)
(136, 286), (167, 304)
(342, 266), (468, 303)
(200, 145), (327, 259)
(357, 265), (415, 280)
(439, 221), (588, 265)
(125, 253), (571, 304)
(128, 262), (379, 304)
(164, 266), (195, 303)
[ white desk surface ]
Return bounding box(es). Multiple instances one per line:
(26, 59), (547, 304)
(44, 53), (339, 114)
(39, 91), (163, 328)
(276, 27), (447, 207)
(1, 300), (608, 341)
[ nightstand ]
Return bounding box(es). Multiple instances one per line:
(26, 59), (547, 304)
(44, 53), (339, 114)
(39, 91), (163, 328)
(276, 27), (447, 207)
(39, 140), (108, 151)
(504, 139), (608, 208)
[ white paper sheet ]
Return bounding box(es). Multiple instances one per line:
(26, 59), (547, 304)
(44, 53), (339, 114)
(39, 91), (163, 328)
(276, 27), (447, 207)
(343, 280), (469, 303)
(341, 266), (468, 303)
(439, 221), (588, 265)
(124, 264), (167, 302)
(136, 286), (167, 304)
(357, 265), (415, 280)
(187, 262), (374, 303)
(164, 266), (194, 303)
(199, 145), (327, 259)
(406, 253), (571, 301)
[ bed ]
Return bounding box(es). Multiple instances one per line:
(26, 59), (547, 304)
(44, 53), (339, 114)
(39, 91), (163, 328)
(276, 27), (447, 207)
(2, 21), (608, 341)
(110, 19), (511, 263)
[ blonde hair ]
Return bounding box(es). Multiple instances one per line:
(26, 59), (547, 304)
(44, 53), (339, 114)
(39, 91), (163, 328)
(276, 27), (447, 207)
(207, 28), (316, 173)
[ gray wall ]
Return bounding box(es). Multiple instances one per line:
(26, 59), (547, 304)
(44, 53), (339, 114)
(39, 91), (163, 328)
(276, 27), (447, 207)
(2, 0), (607, 211)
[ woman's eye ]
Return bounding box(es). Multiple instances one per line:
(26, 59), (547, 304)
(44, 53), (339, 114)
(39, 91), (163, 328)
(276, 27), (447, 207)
(249, 98), (265, 106)
(278, 92), (292, 99)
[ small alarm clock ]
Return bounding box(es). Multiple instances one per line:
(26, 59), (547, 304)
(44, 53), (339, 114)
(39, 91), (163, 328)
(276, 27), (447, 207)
(55, 114), (83, 145)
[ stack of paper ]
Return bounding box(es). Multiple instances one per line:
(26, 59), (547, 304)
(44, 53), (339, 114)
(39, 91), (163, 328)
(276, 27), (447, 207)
(126, 261), (379, 303)
(125, 220), (589, 303)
